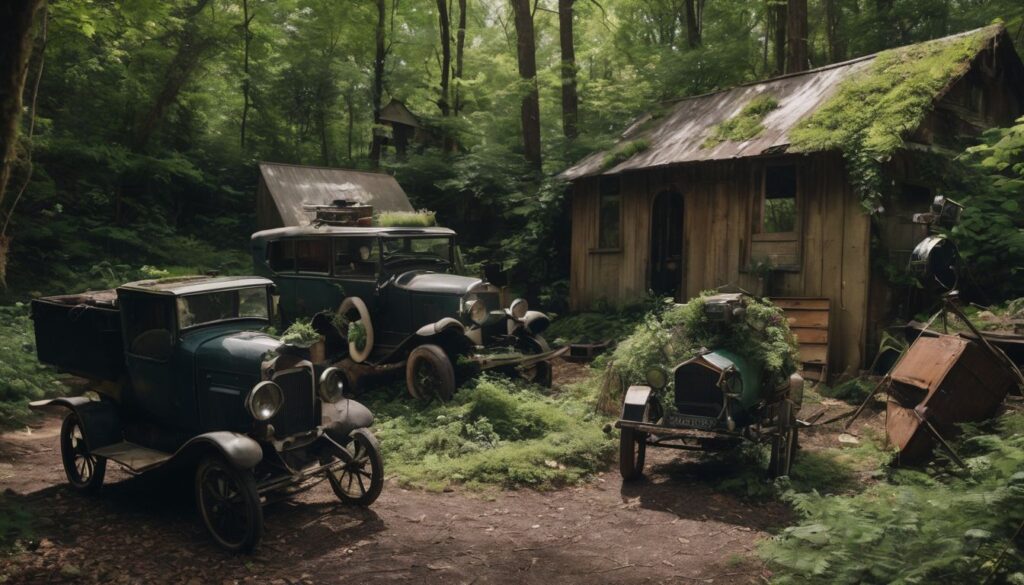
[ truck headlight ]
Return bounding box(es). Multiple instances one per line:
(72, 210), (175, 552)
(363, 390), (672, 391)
(465, 299), (488, 326)
(645, 366), (669, 390)
(318, 367), (345, 403)
(247, 381), (284, 421)
(509, 298), (529, 319)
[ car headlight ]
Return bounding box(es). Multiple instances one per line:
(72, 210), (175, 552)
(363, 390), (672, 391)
(246, 381), (284, 421)
(645, 366), (669, 390)
(509, 298), (529, 320)
(465, 299), (488, 326)
(319, 367), (346, 403)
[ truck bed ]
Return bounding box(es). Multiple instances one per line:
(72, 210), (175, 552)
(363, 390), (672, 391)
(32, 289), (125, 381)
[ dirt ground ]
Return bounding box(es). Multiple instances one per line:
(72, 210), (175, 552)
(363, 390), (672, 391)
(0, 363), (874, 585)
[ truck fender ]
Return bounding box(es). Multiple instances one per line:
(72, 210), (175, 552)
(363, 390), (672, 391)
(323, 398), (375, 444)
(415, 317), (465, 338)
(175, 432), (263, 470)
(621, 385), (654, 423)
(30, 397), (122, 451)
(787, 373), (804, 409)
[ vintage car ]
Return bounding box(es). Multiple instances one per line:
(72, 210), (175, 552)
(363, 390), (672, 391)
(616, 293), (804, 480)
(29, 275), (383, 552)
(250, 206), (565, 401)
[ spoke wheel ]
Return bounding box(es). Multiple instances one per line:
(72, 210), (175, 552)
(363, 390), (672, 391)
(327, 429), (384, 507)
(195, 456), (263, 553)
(60, 414), (106, 493)
(406, 344), (456, 402)
(768, 401), (798, 479)
(619, 427), (647, 481)
(521, 362), (553, 387)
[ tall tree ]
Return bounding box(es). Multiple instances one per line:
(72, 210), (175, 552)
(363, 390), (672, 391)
(785, 0), (808, 72)
(684, 0), (703, 48)
(824, 0), (845, 62)
(436, 0), (452, 116)
(510, 0), (541, 169)
(558, 0), (578, 139)
(370, 0), (387, 165)
(453, 0), (466, 115)
(240, 0), (255, 148)
(770, 0), (787, 75)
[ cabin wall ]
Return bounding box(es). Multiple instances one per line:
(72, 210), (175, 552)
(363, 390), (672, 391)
(569, 153), (872, 376)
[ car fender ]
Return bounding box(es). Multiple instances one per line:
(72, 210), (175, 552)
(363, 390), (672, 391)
(621, 385), (654, 423)
(174, 432), (263, 470)
(323, 398), (375, 443)
(30, 397), (122, 451)
(415, 317), (465, 338)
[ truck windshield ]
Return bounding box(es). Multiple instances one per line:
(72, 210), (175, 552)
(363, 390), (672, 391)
(177, 287), (269, 329)
(381, 236), (452, 266)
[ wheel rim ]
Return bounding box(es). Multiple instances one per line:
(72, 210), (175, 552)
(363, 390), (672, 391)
(413, 359), (441, 400)
(330, 437), (374, 499)
(632, 435), (645, 472)
(199, 465), (250, 547)
(68, 422), (96, 485)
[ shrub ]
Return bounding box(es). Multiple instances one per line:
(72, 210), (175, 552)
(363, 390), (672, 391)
(0, 304), (66, 430)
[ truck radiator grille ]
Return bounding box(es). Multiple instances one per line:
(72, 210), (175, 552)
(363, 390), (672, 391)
(673, 363), (722, 418)
(270, 367), (316, 438)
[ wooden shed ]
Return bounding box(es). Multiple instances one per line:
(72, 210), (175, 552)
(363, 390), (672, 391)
(256, 162), (414, 230)
(561, 25), (1024, 377)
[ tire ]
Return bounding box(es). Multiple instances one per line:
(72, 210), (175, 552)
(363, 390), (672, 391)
(768, 401), (798, 479)
(336, 297), (374, 363)
(60, 413), (106, 493)
(406, 344), (456, 402)
(195, 455), (263, 553)
(327, 429), (384, 507)
(619, 427), (647, 481)
(519, 335), (553, 388)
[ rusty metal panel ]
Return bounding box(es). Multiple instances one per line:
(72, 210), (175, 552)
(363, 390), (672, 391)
(890, 335), (967, 393)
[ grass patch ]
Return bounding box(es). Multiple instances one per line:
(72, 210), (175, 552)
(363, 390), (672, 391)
(818, 377), (877, 404)
(601, 139), (650, 170)
(376, 210), (437, 227)
(546, 307), (648, 346)
(702, 94), (779, 148)
(0, 304), (66, 430)
(367, 375), (615, 490)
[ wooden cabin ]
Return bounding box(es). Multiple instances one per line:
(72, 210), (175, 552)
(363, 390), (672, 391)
(561, 26), (1024, 377)
(256, 162), (414, 230)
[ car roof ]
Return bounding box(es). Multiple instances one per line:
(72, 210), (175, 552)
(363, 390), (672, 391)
(250, 225), (457, 241)
(118, 276), (274, 296)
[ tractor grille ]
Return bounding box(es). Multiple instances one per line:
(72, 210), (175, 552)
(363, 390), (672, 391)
(270, 367), (316, 438)
(673, 363), (723, 418)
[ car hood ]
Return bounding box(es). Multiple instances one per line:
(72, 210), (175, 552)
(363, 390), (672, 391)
(192, 329), (282, 376)
(393, 270), (485, 295)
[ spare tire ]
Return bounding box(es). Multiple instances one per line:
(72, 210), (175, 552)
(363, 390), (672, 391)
(336, 297), (374, 363)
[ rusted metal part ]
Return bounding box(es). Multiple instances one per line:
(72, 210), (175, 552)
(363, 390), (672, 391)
(886, 334), (1016, 464)
(564, 340), (613, 363)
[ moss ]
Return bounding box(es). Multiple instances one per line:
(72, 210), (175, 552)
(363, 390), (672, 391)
(376, 210), (437, 227)
(601, 139), (650, 170)
(702, 94), (779, 148)
(279, 320), (319, 347)
(789, 26), (997, 211)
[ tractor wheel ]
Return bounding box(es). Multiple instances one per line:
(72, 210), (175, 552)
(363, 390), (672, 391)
(768, 401), (798, 479)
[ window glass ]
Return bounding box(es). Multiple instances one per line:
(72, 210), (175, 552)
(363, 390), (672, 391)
(124, 295), (174, 360)
(268, 240), (295, 272)
(333, 237), (379, 277)
(177, 287), (269, 329)
(763, 165), (797, 233)
(381, 236), (452, 266)
(295, 239), (330, 273)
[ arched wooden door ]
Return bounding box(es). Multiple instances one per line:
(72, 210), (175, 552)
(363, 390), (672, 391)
(649, 191), (684, 299)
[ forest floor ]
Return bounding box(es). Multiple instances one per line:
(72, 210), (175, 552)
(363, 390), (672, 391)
(0, 361), (882, 585)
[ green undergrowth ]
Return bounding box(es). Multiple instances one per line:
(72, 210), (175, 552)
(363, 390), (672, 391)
(546, 305), (649, 345)
(761, 411), (1024, 584)
(0, 494), (32, 553)
(703, 94), (779, 148)
(367, 375), (615, 490)
(789, 25), (998, 212)
(916, 298), (1024, 334)
(0, 304), (66, 430)
(818, 377), (877, 404)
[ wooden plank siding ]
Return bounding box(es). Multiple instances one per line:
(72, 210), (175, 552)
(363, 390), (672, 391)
(568, 152), (872, 377)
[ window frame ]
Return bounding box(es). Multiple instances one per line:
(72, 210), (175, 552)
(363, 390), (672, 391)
(747, 161), (803, 272)
(331, 236), (380, 280)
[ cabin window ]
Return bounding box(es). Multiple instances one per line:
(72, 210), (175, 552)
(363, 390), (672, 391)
(295, 239), (330, 274)
(123, 295), (175, 361)
(597, 176), (621, 250)
(333, 237), (378, 277)
(268, 240), (295, 272)
(762, 165), (797, 233)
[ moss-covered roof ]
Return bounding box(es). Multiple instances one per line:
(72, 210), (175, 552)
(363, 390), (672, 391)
(561, 24), (1013, 181)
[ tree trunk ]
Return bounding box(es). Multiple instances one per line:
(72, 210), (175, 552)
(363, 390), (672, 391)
(824, 0), (844, 62)
(346, 94), (354, 162)
(370, 0), (386, 165)
(771, 0), (787, 75)
(454, 0), (466, 115)
(0, 0), (43, 214)
(510, 0), (541, 169)
(684, 0), (702, 48)
(558, 0), (578, 140)
(436, 0), (451, 117)
(785, 0), (808, 73)
(240, 0), (253, 148)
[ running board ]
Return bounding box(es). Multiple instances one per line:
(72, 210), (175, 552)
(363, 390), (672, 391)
(91, 441), (173, 474)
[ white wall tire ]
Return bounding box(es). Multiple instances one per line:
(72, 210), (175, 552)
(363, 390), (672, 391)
(337, 297), (374, 363)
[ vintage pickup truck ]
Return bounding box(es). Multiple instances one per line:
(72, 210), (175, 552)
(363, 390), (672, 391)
(29, 275), (382, 552)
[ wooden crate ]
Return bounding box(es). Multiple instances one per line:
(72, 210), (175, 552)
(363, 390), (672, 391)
(769, 297), (831, 382)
